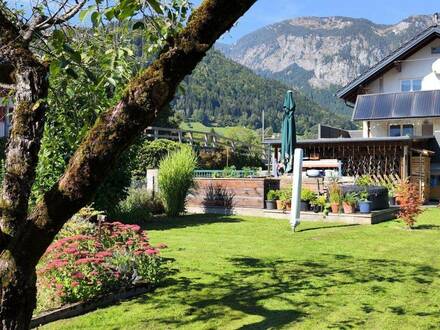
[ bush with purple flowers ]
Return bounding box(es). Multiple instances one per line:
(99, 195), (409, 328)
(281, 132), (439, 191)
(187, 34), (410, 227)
(37, 220), (166, 307)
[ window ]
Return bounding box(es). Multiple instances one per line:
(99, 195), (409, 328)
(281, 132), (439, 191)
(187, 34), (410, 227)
(401, 80), (411, 92)
(412, 79), (422, 91)
(389, 124), (414, 137)
(432, 47), (440, 54)
(401, 79), (422, 92)
(402, 124), (414, 136)
(389, 125), (402, 137)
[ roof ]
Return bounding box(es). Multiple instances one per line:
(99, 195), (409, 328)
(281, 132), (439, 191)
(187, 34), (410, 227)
(337, 25), (440, 103)
(263, 136), (434, 146)
(352, 90), (440, 121)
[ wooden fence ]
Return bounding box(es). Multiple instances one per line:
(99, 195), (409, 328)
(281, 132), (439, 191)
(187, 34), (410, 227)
(145, 126), (263, 155)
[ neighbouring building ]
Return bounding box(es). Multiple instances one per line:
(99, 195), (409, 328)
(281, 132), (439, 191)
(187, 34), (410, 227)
(265, 17), (440, 201)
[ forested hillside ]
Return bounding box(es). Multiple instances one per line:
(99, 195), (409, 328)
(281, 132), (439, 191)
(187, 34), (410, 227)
(217, 15), (433, 115)
(172, 50), (355, 136)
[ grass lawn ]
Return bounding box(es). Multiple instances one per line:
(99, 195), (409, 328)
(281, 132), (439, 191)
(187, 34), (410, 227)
(42, 209), (440, 329)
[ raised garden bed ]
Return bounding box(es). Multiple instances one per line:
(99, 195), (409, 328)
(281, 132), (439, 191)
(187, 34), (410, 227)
(187, 177), (279, 209)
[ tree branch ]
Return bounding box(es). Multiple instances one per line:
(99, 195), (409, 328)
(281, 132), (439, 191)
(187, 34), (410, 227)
(36, 0), (86, 31)
(21, 0), (87, 42)
(16, 0), (257, 266)
(0, 83), (14, 90)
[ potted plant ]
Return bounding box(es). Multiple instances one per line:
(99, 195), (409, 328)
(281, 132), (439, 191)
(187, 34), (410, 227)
(358, 190), (372, 214)
(387, 184), (397, 206)
(328, 182), (342, 213)
(300, 188), (316, 211)
(311, 195), (327, 213)
(265, 190), (278, 210)
(342, 192), (357, 214)
(279, 189), (292, 211)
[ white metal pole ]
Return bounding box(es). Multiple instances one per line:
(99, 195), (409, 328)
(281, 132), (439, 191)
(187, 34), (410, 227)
(290, 148), (303, 231)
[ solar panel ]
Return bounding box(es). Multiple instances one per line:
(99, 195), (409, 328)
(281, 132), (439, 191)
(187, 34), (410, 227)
(353, 95), (374, 120)
(372, 93), (394, 119)
(392, 93), (413, 118)
(413, 91), (434, 117)
(352, 90), (440, 121)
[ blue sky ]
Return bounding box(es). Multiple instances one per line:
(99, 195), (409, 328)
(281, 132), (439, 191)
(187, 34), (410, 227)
(191, 0), (440, 44)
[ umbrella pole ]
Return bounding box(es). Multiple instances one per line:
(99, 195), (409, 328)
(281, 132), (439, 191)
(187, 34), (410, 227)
(291, 148), (303, 231)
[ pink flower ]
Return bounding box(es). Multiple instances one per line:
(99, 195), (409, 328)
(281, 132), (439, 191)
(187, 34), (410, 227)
(146, 249), (158, 255)
(96, 251), (112, 258)
(72, 272), (85, 280)
(75, 258), (92, 265)
(71, 281), (79, 288)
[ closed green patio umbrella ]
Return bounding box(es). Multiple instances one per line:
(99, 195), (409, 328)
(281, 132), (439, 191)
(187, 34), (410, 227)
(281, 90), (297, 173)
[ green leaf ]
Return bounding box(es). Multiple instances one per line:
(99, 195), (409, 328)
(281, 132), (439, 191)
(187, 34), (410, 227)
(66, 68), (79, 79)
(132, 21), (144, 30)
(147, 0), (163, 14)
(91, 11), (102, 27)
(107, 77), (117, 87)
(49, 61), (61, 76)
(62, 44), (82, 64)
(104, 8), (115, 20)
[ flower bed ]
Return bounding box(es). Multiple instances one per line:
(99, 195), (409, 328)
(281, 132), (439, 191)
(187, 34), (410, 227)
(37, 219), (166, 311)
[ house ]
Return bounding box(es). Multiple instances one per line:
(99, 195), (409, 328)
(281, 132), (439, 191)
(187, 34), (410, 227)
(265, 17), (440, 201)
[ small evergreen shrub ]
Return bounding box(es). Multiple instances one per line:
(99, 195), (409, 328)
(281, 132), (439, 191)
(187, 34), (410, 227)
(158, 146), (197, 216)
(113, 188), (154, 223)
(131, 139), (181, 180)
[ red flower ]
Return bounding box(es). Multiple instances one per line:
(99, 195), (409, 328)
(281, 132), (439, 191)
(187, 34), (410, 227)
(71, 281), (79, 288)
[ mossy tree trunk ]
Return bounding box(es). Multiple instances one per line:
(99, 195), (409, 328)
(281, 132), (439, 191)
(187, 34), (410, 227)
(0, 0), (256, 328)
(0, 10), (49, 329)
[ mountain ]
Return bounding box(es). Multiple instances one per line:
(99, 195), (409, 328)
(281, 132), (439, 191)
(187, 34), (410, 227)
(216, 15), (434, 115)
(172, 50), (355, 137)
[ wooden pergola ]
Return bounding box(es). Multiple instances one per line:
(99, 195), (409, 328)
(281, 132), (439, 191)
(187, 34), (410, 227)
(264, 136), (435, 179)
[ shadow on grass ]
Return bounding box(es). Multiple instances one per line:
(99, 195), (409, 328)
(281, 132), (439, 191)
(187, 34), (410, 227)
(133, 254), (440, 329)
(415, 224), (440, 230)
(298, 224), (360, 232)
(144, 214), (242, 231)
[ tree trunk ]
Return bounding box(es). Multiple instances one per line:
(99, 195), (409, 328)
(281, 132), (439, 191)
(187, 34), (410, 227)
(0, 252), (37, 330)
(0, 1), (256, 328)
(1, 64), (48, 238)
(0, 63), (48, 330)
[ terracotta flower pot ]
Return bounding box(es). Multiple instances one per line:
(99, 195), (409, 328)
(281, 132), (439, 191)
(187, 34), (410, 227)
(276, 200), (283, 210)
(284, 200), (291, 211)
(342, 202), (354, 214)
(330, 202), (340, 214)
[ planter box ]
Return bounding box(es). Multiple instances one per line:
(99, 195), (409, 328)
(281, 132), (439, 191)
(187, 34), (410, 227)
(187, 178), (280, 209)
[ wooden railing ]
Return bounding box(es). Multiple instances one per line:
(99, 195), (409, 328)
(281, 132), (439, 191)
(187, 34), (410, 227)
(144, 126), (260, 153)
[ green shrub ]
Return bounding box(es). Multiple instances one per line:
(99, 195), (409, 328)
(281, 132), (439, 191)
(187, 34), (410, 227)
(131, 139), (181, 180)
(355, 175), (374, 187)
(343, 192), (357, 205)
(266, 190), (278, 201)
(113, 188), (153, 223)
(278, 188), (292, 202)
(158, 146), (197, 216)
(301, 188), (317, 202)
